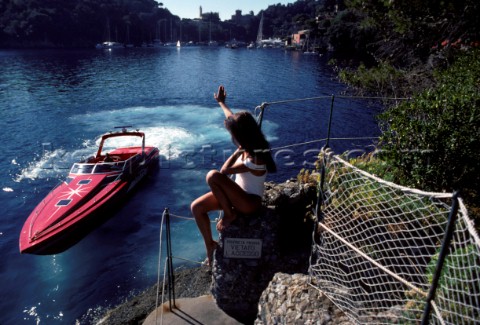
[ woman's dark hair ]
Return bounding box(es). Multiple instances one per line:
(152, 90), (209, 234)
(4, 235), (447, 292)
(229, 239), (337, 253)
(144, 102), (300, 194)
(224, 111), (276, 173)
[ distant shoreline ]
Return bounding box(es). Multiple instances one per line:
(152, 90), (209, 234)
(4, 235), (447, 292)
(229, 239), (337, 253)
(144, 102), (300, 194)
(0, 40), (97, 50)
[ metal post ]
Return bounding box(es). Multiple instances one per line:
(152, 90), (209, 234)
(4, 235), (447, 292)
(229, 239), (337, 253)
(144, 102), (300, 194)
(165, 208), (176, 309)
(325, 95), (335, 149)
(421, 191), (460, 325)
(257, 103), (267, 129)
(154, 208), (167, 324)
(315, 152), (327, 223)
(315, 95), (335, 222)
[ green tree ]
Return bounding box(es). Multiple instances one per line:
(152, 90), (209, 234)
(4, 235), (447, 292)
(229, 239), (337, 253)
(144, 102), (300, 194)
(378, 50), (480, 211)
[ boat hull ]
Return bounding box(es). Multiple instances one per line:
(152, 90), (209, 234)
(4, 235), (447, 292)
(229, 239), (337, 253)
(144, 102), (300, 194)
(19, 181), (129, 254)
(20, 136), (159, 254)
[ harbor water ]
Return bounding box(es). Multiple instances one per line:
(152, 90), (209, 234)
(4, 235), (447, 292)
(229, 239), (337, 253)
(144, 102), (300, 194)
(0, 46), (381, 324)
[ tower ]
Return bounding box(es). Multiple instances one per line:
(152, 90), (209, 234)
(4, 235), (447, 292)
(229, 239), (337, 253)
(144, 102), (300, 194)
(199, 6), (202, 19)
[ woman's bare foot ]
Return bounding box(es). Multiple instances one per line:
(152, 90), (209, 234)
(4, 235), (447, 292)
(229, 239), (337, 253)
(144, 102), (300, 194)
(216, 210), (237, 232)
(205, 240), (218, 266)
(216, 218), (228, 232)
(216, 216), (236, 231)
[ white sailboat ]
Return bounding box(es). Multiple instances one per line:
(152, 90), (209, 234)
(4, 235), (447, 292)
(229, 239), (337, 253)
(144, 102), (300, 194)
(176, 40), (181, 47)
(96, 19), (123, 49)
(256, 13), (264, 48)
(208, 21), (218, 46)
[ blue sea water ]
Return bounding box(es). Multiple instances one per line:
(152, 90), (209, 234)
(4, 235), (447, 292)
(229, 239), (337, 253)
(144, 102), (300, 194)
(0, 47), (381, 324)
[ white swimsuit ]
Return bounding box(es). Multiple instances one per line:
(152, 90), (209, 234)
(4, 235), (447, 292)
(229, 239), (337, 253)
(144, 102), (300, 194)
(234, 157), (267, 197)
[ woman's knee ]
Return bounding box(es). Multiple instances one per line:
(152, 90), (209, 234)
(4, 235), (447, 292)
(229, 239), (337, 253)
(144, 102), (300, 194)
(206, 169), (222, 186)
(191, 199), (203, 216)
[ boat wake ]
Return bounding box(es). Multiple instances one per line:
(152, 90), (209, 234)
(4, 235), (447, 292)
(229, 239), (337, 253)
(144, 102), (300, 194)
(13, 125), (193, 183)
(14, 147), (92, 182)
(14, 104), (278, 183)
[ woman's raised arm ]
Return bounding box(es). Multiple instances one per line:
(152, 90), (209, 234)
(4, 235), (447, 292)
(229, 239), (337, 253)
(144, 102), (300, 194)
(214, 85), (233, 118)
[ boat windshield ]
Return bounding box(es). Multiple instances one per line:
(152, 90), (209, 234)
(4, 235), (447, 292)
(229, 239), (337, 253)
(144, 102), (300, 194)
(70, 162), (125, 174)
(70, 163), (95, 174)
(93, 162), (124, 173)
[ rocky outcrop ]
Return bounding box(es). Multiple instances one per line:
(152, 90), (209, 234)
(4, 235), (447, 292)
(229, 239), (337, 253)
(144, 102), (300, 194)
(211, 180), (317, 324)
(255, 273), (353, 325)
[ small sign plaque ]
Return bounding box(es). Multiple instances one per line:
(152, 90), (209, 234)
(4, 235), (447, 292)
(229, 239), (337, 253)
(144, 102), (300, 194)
(224, 238), (262, 259)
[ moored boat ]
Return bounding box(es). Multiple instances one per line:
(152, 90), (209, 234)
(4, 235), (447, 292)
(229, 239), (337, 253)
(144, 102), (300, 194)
(95, 41), (124, 49)
(19, 127), (159, 254)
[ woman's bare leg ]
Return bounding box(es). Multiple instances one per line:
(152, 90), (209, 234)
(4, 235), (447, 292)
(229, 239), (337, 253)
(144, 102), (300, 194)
(191, 170), (262, 263)
(191, 192), (219, 265)
(206, 170), (262, 231)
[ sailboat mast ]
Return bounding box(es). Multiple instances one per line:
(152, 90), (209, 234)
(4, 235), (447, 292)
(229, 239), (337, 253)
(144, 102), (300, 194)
(256, 13), (264, 47)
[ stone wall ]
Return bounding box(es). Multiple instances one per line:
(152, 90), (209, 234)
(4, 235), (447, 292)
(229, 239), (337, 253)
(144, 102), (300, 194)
(255, 273), (354, 325)
(211, 180), (317, 324)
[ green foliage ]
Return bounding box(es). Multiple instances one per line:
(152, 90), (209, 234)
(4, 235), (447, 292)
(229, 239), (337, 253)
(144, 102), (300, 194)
(0, 0), (329, 48)
(297, 168), (318, 185)
(378, 50), (480, 201)
(327, 8), (376, 59)
(425, 245), (480, 323)
(1, 0), (479, 52)
(323, 152), (442, 226)
(343, 0), (480, 66)
(347, 152), (395, 183)
(339, 61), (410, 96)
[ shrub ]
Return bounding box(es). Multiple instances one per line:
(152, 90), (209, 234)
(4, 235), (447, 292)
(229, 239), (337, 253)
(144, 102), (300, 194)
(378, 49), (480, 219)
(339, 61), (409, 96)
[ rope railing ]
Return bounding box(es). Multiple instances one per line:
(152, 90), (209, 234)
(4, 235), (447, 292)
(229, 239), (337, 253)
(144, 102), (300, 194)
(255, 95), (477, 324)
(155, 209), (166, 325)
(254, 94), (410, 128)
(270, 136), (379, 151)
(256, 94), (410, 107)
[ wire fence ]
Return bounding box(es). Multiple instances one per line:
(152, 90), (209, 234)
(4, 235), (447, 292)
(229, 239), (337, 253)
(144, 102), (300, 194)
(311, 150), (480, 324)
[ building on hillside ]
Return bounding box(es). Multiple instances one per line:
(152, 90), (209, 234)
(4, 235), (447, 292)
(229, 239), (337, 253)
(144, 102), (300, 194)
(201, 11), (220, 22)
(292, 30), (309, 47)
(230, 10), (254, 25)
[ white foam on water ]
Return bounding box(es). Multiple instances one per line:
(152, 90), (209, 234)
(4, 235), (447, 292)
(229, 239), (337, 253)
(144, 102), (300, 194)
(96, 125), (194, 159)
(15, 148), (68, 182)
(16, 104), (279, 184)
(14, 147), (94, 182)
(70, 103), (280, 160)
(22, 304), (41, 324)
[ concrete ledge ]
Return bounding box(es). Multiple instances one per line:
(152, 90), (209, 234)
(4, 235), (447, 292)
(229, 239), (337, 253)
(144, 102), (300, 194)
(142, 295), (243, 325)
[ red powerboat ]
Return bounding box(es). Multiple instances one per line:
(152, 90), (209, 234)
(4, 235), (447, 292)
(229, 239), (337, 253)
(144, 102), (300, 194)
(19, 127), (160, 254)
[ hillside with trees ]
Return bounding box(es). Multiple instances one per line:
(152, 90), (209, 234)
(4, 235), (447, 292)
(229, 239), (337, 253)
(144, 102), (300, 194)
(0, 0), (170, 47)
(0, 0), (324, 47)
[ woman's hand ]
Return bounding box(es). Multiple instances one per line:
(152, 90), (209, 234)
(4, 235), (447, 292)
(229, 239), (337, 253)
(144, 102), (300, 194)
(214, 85), (226, 103)
(233, 146), (243, 155)
(215, 85), (233, 118)
(219, 147), (247, 174)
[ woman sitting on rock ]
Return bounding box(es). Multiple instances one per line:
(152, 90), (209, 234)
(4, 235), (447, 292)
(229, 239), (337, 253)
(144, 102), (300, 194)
(191, 85), (276, 266)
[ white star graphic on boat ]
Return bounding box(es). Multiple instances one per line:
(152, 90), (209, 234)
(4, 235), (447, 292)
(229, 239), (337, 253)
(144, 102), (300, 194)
(60, 182), (93, 199)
